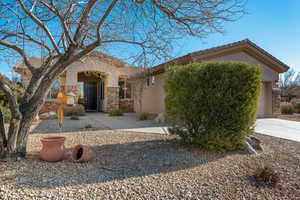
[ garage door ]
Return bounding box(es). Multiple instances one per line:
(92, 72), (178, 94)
(257, 83), (265, 118)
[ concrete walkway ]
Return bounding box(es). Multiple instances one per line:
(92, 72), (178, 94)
(88, 113), (170, 134)
(32, 113), (300, 142)
(32, 113), (170, 134)
(255, 118), (300, 142)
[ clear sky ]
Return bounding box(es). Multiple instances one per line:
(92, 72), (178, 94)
(1, 0), (299, 77)
(175, 0), (300, 71)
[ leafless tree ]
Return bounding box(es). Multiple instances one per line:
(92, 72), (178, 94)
(0, 0), (246, 159)
(279, 69), (300, 101)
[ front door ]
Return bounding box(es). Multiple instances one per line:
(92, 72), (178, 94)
(97, 80), (105, 112)
(84, 82), (97, 111)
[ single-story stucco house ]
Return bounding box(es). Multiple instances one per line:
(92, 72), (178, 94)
(15, 39), (289, 118)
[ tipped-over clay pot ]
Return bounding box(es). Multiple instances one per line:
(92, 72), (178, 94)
(40, 136), (66, 162)
(72, 144), (93, 163)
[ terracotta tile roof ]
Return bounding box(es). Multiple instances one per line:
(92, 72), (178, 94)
(151, 39), (289, 74)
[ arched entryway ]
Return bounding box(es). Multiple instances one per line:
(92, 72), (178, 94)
(77, 71), (105, 112)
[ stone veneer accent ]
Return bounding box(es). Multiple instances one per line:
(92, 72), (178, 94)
(106, 87), (119, 112)
(272, 87), (281, 116)
(119, 99), (134, 112)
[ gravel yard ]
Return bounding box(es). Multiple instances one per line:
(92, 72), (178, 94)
(0, 131), (299, 200)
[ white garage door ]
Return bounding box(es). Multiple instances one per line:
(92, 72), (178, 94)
(257, 83), (265, 118)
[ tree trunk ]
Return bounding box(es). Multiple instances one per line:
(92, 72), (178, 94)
(15, 116), (35, 156)
(0, 109), (7, 158)
(15, 98), (44, 156)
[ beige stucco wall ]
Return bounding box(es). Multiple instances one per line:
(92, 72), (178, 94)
(134, 73), (166, 114)
(16, 55), (140, 112)
(137, 51), (279, 117)
(207, 51), (279, 81)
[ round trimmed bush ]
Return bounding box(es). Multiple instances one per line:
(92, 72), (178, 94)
(165, 62), (262, 151)
(280, 102), (294, 114)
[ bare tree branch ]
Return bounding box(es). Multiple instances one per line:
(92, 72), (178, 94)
(96, 0), (119, 40)
(0, 39), (36, 73)
(16, 0), (61, 54)
(38, 0), (75, 46)
(73, 0), (98, 44)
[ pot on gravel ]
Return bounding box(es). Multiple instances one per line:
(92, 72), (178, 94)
(40, 136), (66, 162)
(72, 144), (93, 162)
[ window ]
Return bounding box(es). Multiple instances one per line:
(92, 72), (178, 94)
(47, 79), (60, 99)
(151, 76), (155, 85)
(77, 82), (84, 99)
(146, 76), (155, 87)
(119, 80), (132, 99)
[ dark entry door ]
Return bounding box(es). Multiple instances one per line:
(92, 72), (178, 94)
(97, 80), (105, 112)
(84, 82), (97, 111)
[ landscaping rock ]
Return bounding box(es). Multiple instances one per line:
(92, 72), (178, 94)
(0, 131), (298, 199)
(246, 136), (264, 152)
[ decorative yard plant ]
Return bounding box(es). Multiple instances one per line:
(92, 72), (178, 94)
(280, 102), (294, 114)
(108, 109), (123, 117)
(165, 62), (262, 151)
(0, 0), (246, 159)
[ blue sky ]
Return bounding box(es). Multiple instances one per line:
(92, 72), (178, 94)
(1, 0), (299, 77)
(175, 0), (300, 71)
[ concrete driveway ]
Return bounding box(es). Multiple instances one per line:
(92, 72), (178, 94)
(255, 118), (300, 142)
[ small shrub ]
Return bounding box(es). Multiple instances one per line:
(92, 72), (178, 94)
(292, 100), (300, 113)
(85, 124), (93, 129)
(254, 166), (281, 186)
(0, 105), (11, 123)
(280, 102), (294, 114)
(63, 104), (86, 116)
(165, 62), (262, 151)
(108, 109), (123, 117)
(138, 112), (149, 120)
(70, 116), (80, 120)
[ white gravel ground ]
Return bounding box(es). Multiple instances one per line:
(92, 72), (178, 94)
(0, 130), (299, 200)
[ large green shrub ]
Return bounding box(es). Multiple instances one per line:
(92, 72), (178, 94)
(165, 62), (262, 151)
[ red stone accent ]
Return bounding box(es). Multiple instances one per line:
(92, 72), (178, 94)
(119, 99), (134, 112)
(272, 87), (281, 116)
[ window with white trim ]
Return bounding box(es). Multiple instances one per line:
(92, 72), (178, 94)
(119, 80), (132, 99)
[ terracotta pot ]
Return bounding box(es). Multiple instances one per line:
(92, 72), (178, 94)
(72, 144), (93, 163)
(40, 136), (66, 162)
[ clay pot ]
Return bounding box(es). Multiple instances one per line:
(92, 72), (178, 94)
(40, 136), (66, 162)
(72, 144), (93, 163)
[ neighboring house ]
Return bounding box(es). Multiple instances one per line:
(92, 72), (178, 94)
(15, 39), (289, 118)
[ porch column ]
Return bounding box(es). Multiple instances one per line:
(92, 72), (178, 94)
(65, 70), (78, 95)
(272, 87), (281, 116)
(105, 73), (119, 112)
